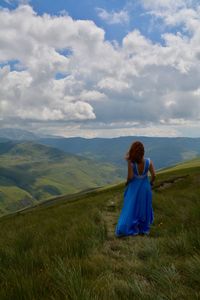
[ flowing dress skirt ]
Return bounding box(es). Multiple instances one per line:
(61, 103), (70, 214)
(115, 176), (153, 236)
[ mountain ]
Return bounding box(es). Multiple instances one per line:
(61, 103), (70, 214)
(0, 140), (122, 215)
(0, 128), (39, 140)
(0, 158), (199, 299)
(0, 127), (61, 140)
(39, 136), (200, 170)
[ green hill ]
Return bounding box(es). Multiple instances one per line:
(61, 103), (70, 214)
(157, 157), (200, 174)
(0, 141), (122, 215)
(0, 158), (200, 299)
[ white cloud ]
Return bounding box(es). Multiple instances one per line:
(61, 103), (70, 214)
(141, 0), (200, 31)
(43, 123), (181, 138)
(141, 0), (186, 11)
(96, 7), (130, 25)
(0, 5), (103, 122)
(1, 4), (200, 137)
(79, 90), (106, 102)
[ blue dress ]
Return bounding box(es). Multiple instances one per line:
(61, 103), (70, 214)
(115, 157), (153, 237)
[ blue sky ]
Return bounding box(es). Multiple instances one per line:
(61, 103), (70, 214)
(0, 0), (200, 138)
(0, 0), (168, 44)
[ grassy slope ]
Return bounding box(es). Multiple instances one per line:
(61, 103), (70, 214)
(0, 159), (200, 299)
(157, 157), (200, 173)
(0, 141), (122, 215)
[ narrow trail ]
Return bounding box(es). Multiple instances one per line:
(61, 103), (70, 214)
(152, 174), (189, 191)
(101, 192), (146, 260)
(104, 196), (119, 240)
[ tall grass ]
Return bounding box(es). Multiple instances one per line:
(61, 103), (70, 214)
(0, 169), (200, 299)
(51, 256), (89, 300)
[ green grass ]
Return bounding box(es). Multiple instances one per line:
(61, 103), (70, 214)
(157, 157), (200, 173)
(0, 186), (35, 215)
(0, 160), (200, 299)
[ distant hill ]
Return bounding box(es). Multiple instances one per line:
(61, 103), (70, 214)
(0, 127), (61, 140)
(0, 158), (199, 299)
(0, 140), (122, 215)
(39, 136), (200, 170)
(158, 156), (200, 174)
(0, 128), (38, 141)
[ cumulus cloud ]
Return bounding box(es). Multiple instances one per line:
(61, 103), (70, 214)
(1, 3), (200, 137)
(96, 7), (130, 25)
(0, 5), (103, 122)
(141, 0), (200, 30)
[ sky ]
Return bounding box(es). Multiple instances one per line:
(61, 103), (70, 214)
(0, 0), (200, 138)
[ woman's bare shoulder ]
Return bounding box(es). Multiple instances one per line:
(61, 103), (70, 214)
(148, 159), (155, 170)
(149, 158), (154, 165)
(149, 159), (156, 174)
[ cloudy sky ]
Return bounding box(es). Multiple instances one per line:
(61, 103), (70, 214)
(0, 0), (200, 138)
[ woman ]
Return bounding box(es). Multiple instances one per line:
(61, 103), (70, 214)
(115, 141), (156, 237)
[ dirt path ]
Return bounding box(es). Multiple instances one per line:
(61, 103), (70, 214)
(103, 196), (119, 240)
(153, 174), (189, 191)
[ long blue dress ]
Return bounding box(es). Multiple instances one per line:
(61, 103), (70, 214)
(115, 157), (153, 237)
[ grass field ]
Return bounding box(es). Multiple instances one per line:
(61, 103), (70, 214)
(0, 158), (200, 299)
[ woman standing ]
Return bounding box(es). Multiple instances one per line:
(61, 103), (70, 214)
(115, 141), (156, 237)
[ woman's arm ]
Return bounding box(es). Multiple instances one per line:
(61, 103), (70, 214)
(149, 160), (156, 186)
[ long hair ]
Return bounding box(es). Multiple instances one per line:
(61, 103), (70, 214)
(128, 141), (145, 163)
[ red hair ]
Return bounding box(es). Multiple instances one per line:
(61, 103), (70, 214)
(128, 141), (144, 163)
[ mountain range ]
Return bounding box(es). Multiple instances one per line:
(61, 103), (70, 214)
(1, 127), (200, 215)
(39, 135), (200, 170)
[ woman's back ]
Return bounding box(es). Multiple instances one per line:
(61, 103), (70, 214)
(135, 158), (146, 176)
(132, 157), (150, 178)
